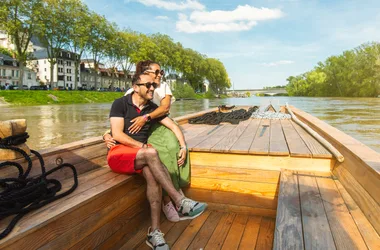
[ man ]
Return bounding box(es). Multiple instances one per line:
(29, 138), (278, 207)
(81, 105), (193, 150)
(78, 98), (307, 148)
(108, 73), (207, 250)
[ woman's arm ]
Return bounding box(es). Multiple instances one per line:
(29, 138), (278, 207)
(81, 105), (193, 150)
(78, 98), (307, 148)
(159, 117), (187, 167)
(128, 95), (171, 134)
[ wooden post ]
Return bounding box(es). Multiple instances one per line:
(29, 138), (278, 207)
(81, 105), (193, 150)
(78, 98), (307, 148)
(0, 119), (31, 160)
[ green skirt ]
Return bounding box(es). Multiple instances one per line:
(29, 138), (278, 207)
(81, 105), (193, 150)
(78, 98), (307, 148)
(148, 120), (191, 196)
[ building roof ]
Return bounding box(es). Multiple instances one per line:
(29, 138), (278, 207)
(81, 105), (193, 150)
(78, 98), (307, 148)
(33, 49), (78, 60)
(0, 53), (15, 61)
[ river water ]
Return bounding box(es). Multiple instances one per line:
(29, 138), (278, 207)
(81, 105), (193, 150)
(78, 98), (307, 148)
(1, 97), (379, 152)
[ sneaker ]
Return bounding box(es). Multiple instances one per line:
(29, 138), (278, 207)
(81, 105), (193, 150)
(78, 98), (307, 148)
(162, 201), (180, 222)
(146, 227), (169, 250)
(177, 198), (207, 220)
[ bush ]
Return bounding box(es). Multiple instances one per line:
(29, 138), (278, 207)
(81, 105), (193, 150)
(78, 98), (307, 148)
(172, 83), (196, 99)
(204, 89), (216, 99)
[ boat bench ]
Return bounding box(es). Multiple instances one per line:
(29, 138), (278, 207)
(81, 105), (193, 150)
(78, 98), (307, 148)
(0, 166), (149, 250)
(273, 170), (380, 250)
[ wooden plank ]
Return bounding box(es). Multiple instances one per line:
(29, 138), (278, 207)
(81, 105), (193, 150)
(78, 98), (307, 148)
(117, 213), (152, 250)
(172, 210), (211, 250)
(230, 119), (261, 154)
(69, 201), (147, 250)
(273, 170), (304, 250)
(290, 106), (380, 206)
(221, 215), (248, 250)
(97, 209), (151, 250)
(185, 188), (277, 210)
(281, 119), (312, 157)
(206, 202), (276, 218)
(1, 175), (141, 249)
(291, 120), (332, 158)
(193, 124), (236, 152)
(0, 167), (116, 236)
(40, 185), (146, 250)
(316, 177), (368, 249)
(190, 177), (279, 197)
(238, 216), (262, 250)
(298, 172), (336, 250)
(186, 124), (223, 149)
(187, 211), (224, 250)
(190, 152), (333, 172)
(335, 180), (380, 250)
(205, 213), (235, 249)
(212, 119), (252, 153)
(191, 165), (280, 184)
(164, 220), (192, 247)
(333, 163), (380, 234)
(249, 119), (270, 155)
(269, 119), (289, 156)
(255, 217), (275, 250)
(182, 124), (215, 141)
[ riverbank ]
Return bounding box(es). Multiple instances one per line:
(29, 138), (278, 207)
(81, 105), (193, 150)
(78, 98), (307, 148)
(0, 90), (228, 106)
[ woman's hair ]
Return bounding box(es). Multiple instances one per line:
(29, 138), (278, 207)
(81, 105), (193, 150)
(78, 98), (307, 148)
(134, 60), (160, 78)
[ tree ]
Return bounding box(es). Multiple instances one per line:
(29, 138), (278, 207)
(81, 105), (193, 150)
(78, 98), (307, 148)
(65, 2), (92, 89)
(0, 0), (43, 88)
(37, 0), (78, 88)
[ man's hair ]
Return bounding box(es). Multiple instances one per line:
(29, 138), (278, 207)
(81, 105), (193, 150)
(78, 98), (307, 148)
(131, 75), (140, 85)
(134, 60), (160, 78)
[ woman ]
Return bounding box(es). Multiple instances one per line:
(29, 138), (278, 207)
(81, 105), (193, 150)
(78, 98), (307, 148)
(104, 60), (190, 222)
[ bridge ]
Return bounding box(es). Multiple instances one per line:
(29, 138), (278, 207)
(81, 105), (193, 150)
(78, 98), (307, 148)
(226, 88), (287, 96)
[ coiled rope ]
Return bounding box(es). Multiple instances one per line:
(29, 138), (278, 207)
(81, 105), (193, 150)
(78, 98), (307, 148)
(189, 106), (258, 125)
(0, 133), (78, 240)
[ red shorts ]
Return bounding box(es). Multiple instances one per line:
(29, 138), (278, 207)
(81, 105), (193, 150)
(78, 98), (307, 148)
(107, 144), (143, 174)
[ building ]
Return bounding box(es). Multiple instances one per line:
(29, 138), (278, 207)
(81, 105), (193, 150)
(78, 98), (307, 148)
(0, 30), (34, 53)
(80, 59), (133, 91)
(30, 49), (80, 89)
(0, 53), (38, 89)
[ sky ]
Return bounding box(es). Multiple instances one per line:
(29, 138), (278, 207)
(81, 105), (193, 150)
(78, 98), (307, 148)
(83, 0), (380, 90)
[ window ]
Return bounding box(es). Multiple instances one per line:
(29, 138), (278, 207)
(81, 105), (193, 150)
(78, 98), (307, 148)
(36, 61), (39, 65)
(44, 60), (46, 64)
(1, 69), (4, 76)
(16, 70), (19, 77)
(58, 67), (63, 73)
(66, 61), (71, 66)
(12, 70), (14, 77)
(68, 53), (71, 58)
(44, 68), (46, 72)
(58, 75), (64, 81)
(67, 76), (72, 81)
(0, 59), (3, 65)
(27, 73), (31, 79)
(66, 68), (71, 74)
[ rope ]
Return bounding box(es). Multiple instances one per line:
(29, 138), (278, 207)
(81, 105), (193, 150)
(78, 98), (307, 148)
(0, 133), (78, 240)
(188, 106), (258, 125)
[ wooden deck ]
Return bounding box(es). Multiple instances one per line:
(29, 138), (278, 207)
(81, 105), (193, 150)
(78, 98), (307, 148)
(274, 170), (380, 250)
(119, 210), (275, 250)
(181, 118), (332, 158)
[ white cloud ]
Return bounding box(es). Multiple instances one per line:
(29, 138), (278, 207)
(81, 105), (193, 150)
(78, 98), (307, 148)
(176, 5), (284, 33)
(189, 5), (284, 23)
(155, 15), (169, 20)
(177, 14), (257, 33)
(131, 0), (205, 11)
(261, 60), (295, 67)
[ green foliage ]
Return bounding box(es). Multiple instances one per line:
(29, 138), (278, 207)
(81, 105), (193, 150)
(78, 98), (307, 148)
(0, 47), (13, 57)
(172, 83), (196, 99)
(246, 92), (251, 97)
(204, 89), (216, 99)
(286, 42), (380, 97)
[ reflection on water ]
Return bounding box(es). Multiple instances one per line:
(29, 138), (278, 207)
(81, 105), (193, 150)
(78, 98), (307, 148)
(1, 97), (379, 152)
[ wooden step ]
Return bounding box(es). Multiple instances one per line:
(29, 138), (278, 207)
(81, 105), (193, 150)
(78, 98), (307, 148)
(0, 166), (147, 249)
(274, 170), (379, 250)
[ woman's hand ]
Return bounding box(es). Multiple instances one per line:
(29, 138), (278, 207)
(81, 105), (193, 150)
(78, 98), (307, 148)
(128, 116), (147, 134)
(103, 133), (116, 149)
(178, 147), (187, 167)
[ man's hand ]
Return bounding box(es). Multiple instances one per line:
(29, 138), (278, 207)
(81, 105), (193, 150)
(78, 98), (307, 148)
(178, 147), (187, 167)
(103, 133), (116, 149)
(128, 116), (146, 134)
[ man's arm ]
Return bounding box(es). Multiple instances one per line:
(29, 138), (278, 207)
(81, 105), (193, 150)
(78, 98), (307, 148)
(110, 117), (145, 148)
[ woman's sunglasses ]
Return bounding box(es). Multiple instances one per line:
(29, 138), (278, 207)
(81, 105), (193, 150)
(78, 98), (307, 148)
(144, 69), (164, 77)
(136, 82), (158, 89)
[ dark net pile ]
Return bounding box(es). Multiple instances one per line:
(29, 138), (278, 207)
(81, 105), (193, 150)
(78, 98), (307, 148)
(188, 106), (258, 125)
(0, 133), (78, 240)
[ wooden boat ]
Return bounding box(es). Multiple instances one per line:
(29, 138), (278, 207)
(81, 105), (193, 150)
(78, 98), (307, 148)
(0, 106), (379, 249)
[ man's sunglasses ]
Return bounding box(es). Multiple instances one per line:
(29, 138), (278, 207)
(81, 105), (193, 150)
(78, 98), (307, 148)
(144, 69), (164, 77)
(136, 82), (158, 89)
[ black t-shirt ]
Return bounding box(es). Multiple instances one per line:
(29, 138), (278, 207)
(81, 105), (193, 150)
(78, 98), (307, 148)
(109, 94), (165, 143)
